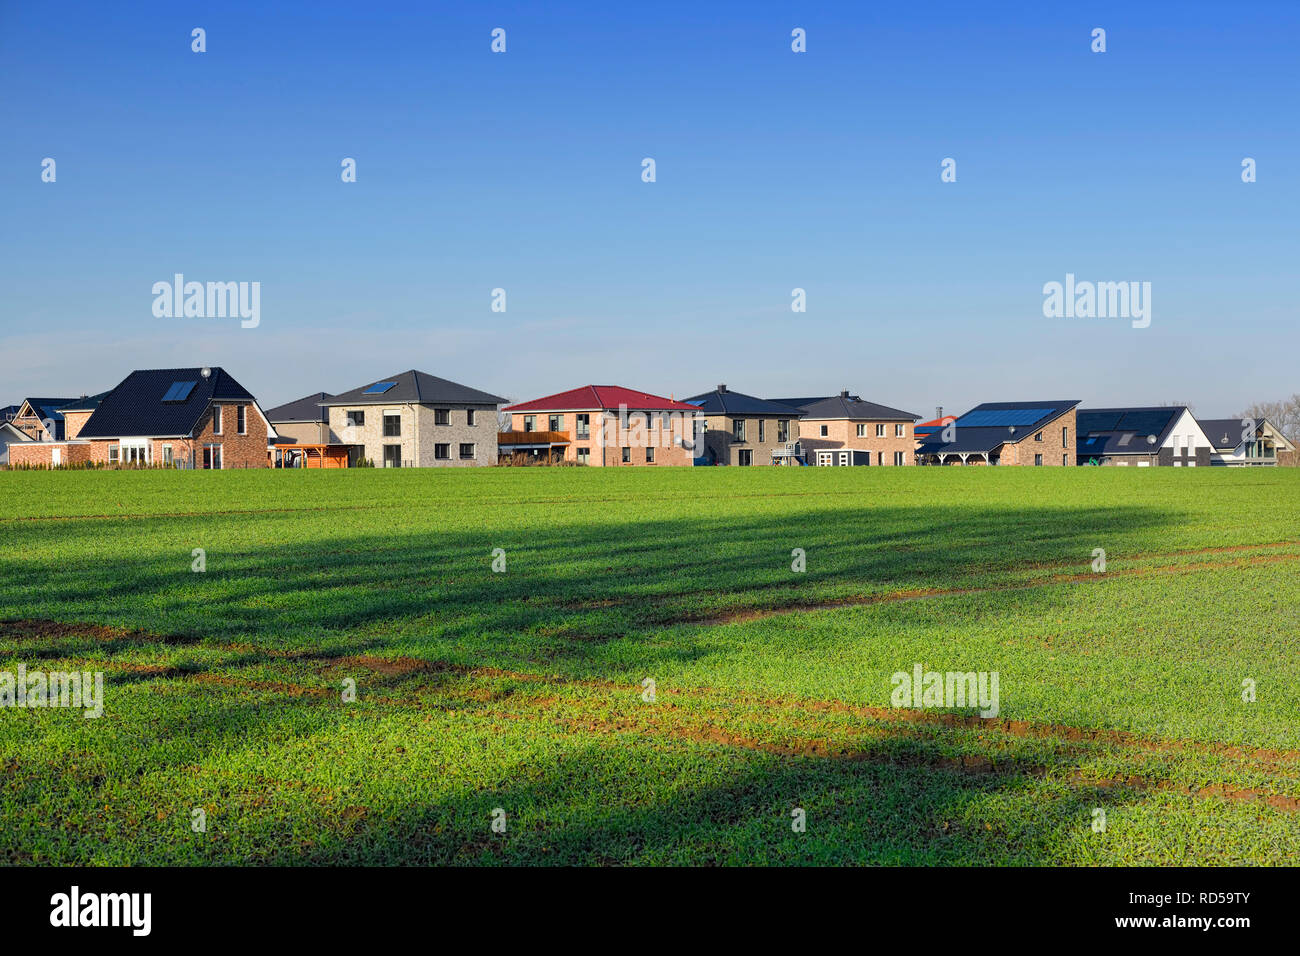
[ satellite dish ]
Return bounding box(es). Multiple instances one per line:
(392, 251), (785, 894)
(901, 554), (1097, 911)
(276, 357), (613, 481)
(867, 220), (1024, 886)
(201, 367), (211, 379)
(1146, 434), (1156, 445)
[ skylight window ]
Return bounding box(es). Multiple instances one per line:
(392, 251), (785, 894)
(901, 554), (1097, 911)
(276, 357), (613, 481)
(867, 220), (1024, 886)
(363, 382), (397, 394)
(162, 381), (197, 402)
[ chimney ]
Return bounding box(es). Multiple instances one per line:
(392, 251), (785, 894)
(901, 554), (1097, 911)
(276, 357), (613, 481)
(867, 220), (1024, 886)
(936, 405), (943, 419)
(840, 388), (850, 399)
(717, 384), (727, 393)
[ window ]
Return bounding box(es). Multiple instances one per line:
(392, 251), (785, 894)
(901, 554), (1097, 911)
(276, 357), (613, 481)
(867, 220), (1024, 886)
(122, 440), (150, 465)
(733, 419), (745, 442)
(894, 451), (905, 466)
(738, 449), (753, 466)
(576, 446), (590, 464)
(523, 415), (536, 432)
(622, 446), (631, 463)
(1062, 426), (1068, 445)
(237, 405), (247, 434)
(576, 414), (590, 439)
(820, 425), (828, 437)
(466, 409), (476, 427)
(895, 424), (905, 437)
(434, 443), (450, 460)
(758, 420), (766, 443)
(645, 447), (655, 463)
(877, 451), (883, 465)
(435, 408), (450, 426)
(346, 410), (365, 428)
(1062, 454), (1068, 466)
(212, 406), (222, 435)
(108, 445), (120, 464)
(777, 420), (789, 443)
(857, 424), (866, 438)
(162, 444), (173, 466)
(383, 413), (401, 437)
(1034, 431), (1043, 442)
(203, 444), (223, 470)
(1034, 454), (1043, 466)
(549, 415), (562, 432)
(383, 445), (402, 468)
(459, 443), (475, 459)
(876, 424), (886, 438)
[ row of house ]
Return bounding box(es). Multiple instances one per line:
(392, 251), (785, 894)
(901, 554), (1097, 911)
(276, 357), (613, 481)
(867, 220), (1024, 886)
(2, 367), (1292, 469)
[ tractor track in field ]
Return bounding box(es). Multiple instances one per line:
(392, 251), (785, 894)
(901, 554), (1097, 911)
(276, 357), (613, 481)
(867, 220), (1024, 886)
(688, 550), (1300, 627)
(9, 615), (1300, 787)
(555, 538), (1300, 621)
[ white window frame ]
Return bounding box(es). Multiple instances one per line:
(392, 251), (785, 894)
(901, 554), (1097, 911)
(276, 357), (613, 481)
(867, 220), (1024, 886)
(212, 405), (222, 436)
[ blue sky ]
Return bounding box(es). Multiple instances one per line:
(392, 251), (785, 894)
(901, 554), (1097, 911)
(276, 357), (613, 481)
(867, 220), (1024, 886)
(2, 0), (1296, 415)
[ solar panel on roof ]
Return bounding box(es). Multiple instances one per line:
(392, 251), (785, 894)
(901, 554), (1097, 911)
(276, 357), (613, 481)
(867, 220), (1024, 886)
(363, 382), (397, 394)
(162, 381), (197, 402)
(955, 407), (1055, 428)
(1116, 410), (1172, 436)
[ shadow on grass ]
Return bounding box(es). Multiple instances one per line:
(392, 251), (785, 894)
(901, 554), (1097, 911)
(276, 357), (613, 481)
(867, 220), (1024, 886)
(0, 499), (1194, 864)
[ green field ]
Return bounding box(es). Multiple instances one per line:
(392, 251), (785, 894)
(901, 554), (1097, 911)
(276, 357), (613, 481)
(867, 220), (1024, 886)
(1, 467), (1298, 865)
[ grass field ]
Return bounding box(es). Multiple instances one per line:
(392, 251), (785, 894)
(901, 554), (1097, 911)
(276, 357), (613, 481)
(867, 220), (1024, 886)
(1, 467), (1298, 865)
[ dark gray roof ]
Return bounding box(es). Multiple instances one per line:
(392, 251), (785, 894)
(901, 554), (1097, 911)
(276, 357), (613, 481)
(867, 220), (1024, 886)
(77, 367), (257, 439)
(1199, 418), (1258, 450)
(916, 400), (1080, 455)
(58, 391), (111, 413)
(266, 392), (334, 423)
(1076, 407), (1185, 457)
(322, 370), (506, 407)
(683, 387), (804, 417)
(779, 393), (919, 421)
(20, 398), (79, 421)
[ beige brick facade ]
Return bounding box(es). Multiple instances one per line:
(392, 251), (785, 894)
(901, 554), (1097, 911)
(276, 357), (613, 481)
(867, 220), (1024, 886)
(698, 413), (799, 466)
(327, 402), (499, 467)
(800, 418), (917, 465)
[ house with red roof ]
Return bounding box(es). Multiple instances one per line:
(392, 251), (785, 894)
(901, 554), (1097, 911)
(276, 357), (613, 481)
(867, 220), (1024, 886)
(501, 385), (704, 466)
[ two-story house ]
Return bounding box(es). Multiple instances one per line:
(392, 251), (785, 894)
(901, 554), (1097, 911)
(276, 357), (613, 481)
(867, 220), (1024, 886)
(320, 370), (507, 467)
(682, 385), (804, 465)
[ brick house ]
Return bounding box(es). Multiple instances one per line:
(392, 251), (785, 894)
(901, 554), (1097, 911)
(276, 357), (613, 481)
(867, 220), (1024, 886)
(7, 367), (276, 469)
(915, 400), (1080, 466)
(772, 391), (921, 466)
(321, 370), (507, 468)
(1076, 407), (1212, 466)
(502, 385), (704, 466)
(681, 385), (805, 466)
(9, 397), (81, 441)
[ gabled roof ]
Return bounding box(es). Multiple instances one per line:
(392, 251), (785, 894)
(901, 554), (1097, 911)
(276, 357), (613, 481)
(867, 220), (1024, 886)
(77, 368), (257, 439)
(1075, 407), (1189, 457)
(916, 400), (1080, 455)
(774, 391), (919, 422)
(682, 387), (804, 417)
(17, 398), (80, 422)
(0, 422), (32, 444)
(266, 392), (334, 423)
(323, 370), (506, 407)
(1199, 417), (1295, 452)
(505, 385), (702, 413)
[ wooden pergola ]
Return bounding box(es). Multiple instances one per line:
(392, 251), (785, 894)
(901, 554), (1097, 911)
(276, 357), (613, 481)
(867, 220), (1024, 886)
(271, 444), (351, 469)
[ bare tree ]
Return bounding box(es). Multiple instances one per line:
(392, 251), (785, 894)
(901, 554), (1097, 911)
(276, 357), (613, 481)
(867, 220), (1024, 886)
(1236, 394), (1300, 466)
